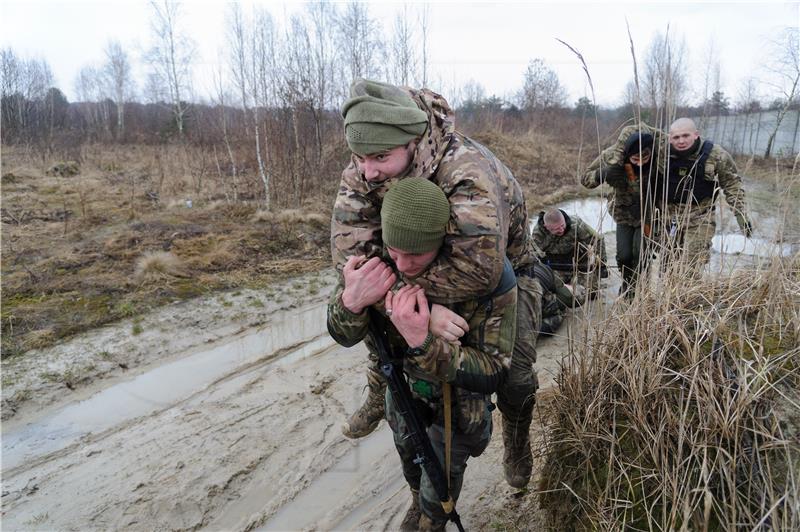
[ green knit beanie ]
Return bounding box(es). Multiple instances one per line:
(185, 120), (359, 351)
(342, 78), (428, 155)
(382, 177), (450, 254)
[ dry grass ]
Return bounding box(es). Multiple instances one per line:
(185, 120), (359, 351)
(0, 144), (332, 357)
(539, 257), (800, 530)
(133, 251), (186, 283)
(252, 208), (329, 225)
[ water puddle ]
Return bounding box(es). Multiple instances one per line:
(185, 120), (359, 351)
(547, 196), (796, 261)
(711, 234), (795, 257)
(538, 197), (617, 234)
(2, 303), (333, 473)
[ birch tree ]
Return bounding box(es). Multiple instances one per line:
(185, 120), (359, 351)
(146, 0), (194, 138)
(103, 40), (134, 140)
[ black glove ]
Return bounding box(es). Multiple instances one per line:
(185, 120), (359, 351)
(601, 165), (627, 187)
(599, 265), (609, 279)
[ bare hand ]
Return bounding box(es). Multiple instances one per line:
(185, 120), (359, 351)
(429, 304), (468, 343)
(385, 285), (430, 347)
(341, 255), (396, 314)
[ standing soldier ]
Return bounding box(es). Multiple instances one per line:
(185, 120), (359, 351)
(331, 79), (541, 492)
(532, 208), (608, 299)
(581, 125), (661, 297)
(660, 118), (753, 274)
(328, 178), (517, 531)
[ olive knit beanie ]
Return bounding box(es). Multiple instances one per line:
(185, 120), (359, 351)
(381, 177), (450, 254)
(342, 79), (428, 155)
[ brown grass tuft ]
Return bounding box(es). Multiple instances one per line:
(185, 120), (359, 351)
(539, 257), (800, 530)
(133, 251), (186, 282)
(252, 208), (328, 225)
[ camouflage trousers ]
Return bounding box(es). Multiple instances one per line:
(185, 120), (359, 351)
(496, 275), (542, 436)
(656, 204), (716, 277)
(361, 276), (543, 430)
(385, 388), (492, 527)
(539, 289), (566, 336)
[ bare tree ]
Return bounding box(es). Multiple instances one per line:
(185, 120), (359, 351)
(698, 38), (720, 128)
(462, 79), (486, 106)
(227, 3), (276, 209)
(337, 2), (385, 84)
(519, 58), (567, 111)
(762, 26), (799, 158)
(210, 61), (238, 202)
(518, 58), (567, 129)
(74, 65), (112, 139)
(641, 28), (689, 125)
(146, 0), (194, 138)
(1, 48), (56, 144)
(103, 40), (134, 140)
(389, 5), (417, 86)
(736, 78), (762, 113)
(419, 4), (430, 87)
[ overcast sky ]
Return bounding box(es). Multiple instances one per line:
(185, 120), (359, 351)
(1, 0), (797, 107)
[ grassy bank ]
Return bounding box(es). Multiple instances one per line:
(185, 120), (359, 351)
(0, 129), (582, 357)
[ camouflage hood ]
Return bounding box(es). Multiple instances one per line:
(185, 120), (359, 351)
(405, 87), (456, 180)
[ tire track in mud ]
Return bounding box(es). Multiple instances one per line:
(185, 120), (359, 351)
(1, 302), (372, 531)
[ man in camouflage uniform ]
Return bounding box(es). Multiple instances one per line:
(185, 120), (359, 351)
(582, 125), (661, 297)
(532, 208), (608, 299)
(328, 178), (516, 531)
(331, 79), (542, 491)
(659, 118), (752, 274)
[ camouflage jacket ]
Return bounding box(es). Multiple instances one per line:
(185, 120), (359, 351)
(532, 211), (607, 270)
(581, 123), (666, 227)
(327, 272), (515, 399)
(666, 139), (750, 227)
(331, 86), (536, 305)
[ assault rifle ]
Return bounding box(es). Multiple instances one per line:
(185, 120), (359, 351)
(366, 308), (465, 532)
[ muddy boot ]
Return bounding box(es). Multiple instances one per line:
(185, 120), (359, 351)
(399, 488), (421, 531)
(417, 512), (446, 532)
(502, 417), (532, 489)
(342, 368), (386, 439)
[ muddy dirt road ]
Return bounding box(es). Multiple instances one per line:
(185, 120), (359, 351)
(0, 278), (583, 531)
(2, 178), (794, 531)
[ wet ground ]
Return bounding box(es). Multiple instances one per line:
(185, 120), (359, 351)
(2, 178), (795, 530)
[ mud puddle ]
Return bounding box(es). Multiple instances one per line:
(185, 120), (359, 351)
(2, 302), (332, 474)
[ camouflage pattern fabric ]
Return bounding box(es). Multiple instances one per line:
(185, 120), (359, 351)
(385, 389), (491, 529)
(327, 257), (516, 524)
(665, 139), (749, 221)
(532, 211), (607, 294)
(497, 275), (541, 427)
(327, 277), (514, 390)
(331, 86), (536, 305)
(581, 123), (666, 227)
(655, 202), (717, 277)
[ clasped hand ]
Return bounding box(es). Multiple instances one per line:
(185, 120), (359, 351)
(341, 255), (396, 314)
(385, 285), (430, 348)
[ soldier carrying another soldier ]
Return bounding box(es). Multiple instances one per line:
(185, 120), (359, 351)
(328, 177), (517, 531)
(331, 78), (552, 497)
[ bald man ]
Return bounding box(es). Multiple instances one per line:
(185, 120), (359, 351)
(660, 118), (753, 273)
(532, 208), (607, 299)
